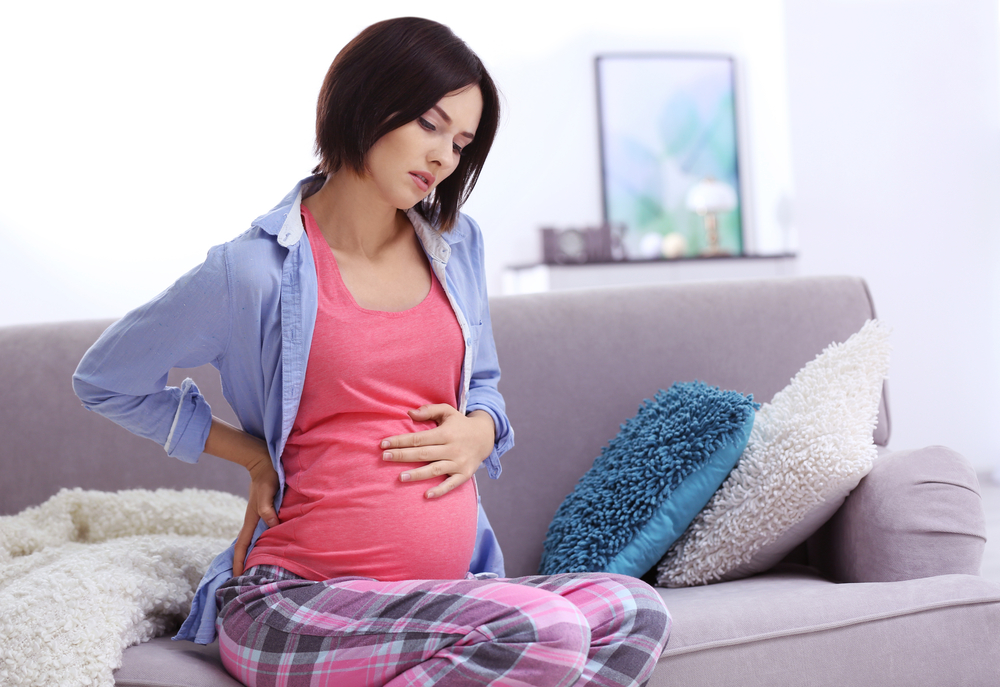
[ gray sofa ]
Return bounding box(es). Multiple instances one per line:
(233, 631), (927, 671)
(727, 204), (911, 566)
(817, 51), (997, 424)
(2, 276), (998, 686)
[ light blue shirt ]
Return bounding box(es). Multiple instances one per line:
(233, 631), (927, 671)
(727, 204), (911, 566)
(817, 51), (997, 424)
(73, 175), (514, 644)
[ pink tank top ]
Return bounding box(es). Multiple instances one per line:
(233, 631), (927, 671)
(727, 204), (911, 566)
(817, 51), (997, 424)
(245, 206), (477, 581)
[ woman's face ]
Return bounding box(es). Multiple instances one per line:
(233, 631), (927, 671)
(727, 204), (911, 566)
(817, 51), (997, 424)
(365, 85), (484, 210)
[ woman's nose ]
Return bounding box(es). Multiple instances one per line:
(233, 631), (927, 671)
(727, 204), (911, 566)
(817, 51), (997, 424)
(429, 139), (452, 168)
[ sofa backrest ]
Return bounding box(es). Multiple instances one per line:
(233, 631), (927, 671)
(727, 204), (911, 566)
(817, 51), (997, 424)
(0, 320), (247, 516)
(480, 275), (888, 576)
(1, 276), (888, 578)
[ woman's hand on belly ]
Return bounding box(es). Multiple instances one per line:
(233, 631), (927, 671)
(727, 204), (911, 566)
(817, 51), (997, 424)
(380, 405), (496, 499)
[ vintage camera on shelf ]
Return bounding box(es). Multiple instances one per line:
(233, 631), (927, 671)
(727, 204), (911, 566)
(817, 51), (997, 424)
(541, 224), (626, 265)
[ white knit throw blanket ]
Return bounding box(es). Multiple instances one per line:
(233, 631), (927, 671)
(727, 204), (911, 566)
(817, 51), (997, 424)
(0, 488), (245, 687)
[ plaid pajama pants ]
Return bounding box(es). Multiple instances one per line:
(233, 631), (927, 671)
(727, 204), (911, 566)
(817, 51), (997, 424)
(216, 564), (670, 687)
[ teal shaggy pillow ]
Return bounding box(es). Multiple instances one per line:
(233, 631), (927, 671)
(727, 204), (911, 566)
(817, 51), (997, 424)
(538, 381), (757, 577)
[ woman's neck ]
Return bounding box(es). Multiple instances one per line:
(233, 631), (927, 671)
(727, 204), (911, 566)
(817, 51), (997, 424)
(302, 172), (408, 258)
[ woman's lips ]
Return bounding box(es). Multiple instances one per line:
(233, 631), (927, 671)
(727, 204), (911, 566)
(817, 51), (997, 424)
(409, 171), (434, 192)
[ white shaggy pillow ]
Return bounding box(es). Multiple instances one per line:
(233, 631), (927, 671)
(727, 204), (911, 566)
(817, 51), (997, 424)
(656, 319), (890, 587)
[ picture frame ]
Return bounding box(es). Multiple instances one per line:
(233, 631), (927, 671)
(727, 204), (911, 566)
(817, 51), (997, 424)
(595, 53), (748, 259)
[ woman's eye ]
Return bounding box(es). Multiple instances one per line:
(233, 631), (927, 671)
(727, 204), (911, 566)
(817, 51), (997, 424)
(418, 117), (435, 132)
(453, 142), (465, 156)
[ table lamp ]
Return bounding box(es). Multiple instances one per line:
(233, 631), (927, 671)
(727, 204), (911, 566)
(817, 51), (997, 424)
(685, 177), (737, 256)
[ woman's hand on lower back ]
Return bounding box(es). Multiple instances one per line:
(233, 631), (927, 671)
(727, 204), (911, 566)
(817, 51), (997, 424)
(203, 417), (279, 576)
(233, 458), (280, 576)
(380, 405), (496, 499)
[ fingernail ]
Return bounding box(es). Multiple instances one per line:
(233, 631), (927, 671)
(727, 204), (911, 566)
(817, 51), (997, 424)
(380, 440), (390, 449)
(400, 473), (411, 482)
(426, 491), (436, 499)
(382, 451), (392, 460)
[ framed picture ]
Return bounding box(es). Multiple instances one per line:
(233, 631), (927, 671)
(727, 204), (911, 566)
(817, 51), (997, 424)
(596, 53), (746, 258)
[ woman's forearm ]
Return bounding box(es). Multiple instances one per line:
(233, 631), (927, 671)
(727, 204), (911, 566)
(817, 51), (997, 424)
(204, 417), (273, 476)
(465, 409), (497, 455)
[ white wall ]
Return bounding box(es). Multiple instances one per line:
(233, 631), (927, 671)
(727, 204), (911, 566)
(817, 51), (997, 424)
(0, 0), (792, 324)
(2, 0), (997, 472)
(784, 0), (1000, 470)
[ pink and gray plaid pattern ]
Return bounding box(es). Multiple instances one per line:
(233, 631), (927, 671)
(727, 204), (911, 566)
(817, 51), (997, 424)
(216, 564), (670, 687)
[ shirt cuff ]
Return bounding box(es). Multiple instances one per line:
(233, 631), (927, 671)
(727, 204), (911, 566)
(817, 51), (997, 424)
(164, 379), (213, 464)
(468, 404), (506, 479)
(482, 446), (502, 479)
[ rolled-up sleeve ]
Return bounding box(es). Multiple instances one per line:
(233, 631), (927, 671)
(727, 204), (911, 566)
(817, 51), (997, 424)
(72, 244), (233, 463)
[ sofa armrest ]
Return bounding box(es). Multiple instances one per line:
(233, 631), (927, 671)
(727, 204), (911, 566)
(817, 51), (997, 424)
(807, 446), (986, 582)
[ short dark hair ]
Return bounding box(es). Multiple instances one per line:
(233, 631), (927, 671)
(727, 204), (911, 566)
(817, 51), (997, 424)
(313, 17), (501, 232)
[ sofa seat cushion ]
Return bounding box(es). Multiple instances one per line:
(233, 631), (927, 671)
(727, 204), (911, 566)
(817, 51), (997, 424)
(116, 570), (1000, 687)
(652, 567), (1000, 687)
(114, 638), (240, 687)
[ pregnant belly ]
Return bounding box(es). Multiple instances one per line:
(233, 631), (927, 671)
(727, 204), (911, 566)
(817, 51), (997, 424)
(250, 438), (479, 582)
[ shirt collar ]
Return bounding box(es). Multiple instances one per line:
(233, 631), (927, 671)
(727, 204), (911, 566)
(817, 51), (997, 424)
(406, 208), (468, 265)
(252, 175), (324, 247)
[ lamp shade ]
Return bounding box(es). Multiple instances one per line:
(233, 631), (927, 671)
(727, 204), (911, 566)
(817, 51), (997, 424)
(685, 178), (737, 214)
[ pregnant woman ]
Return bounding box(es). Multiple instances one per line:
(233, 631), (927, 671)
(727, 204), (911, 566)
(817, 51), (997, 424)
(73, 17), (670, 686)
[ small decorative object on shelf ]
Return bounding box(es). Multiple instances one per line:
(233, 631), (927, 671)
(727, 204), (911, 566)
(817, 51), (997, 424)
(661, 232), (688, 259)
(541, 224), (626, 264)
(686, 177), (738, 256)
(638, 232), (665, 259)
(638, 231), (687, 259)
